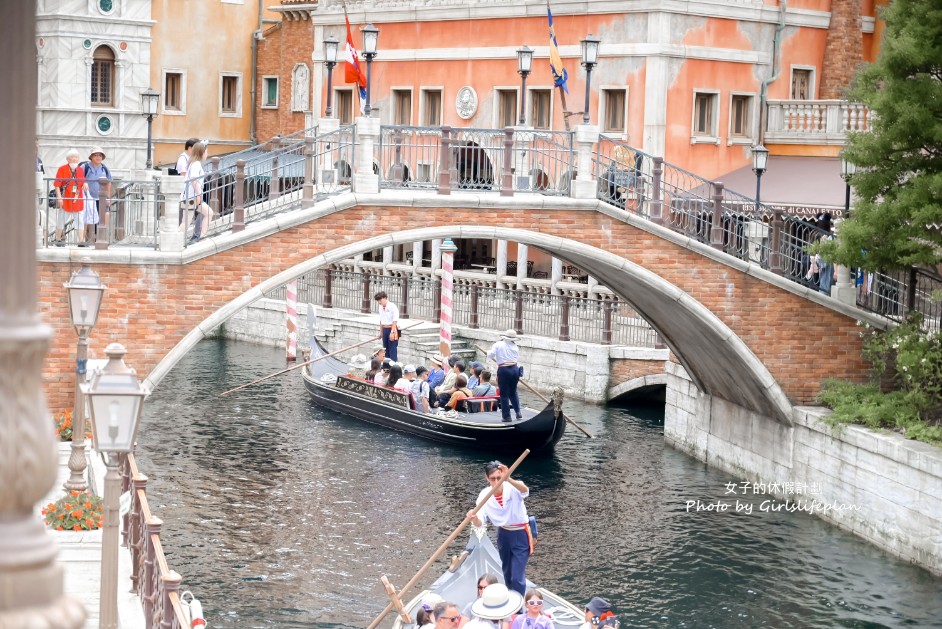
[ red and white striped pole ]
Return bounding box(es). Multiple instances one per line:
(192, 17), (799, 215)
(285, 279), (298, 362)
(439, 238), (458, 357)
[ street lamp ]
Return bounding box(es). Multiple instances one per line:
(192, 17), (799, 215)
(324, 36), (339, 117)
(840, 151), (857, 218)
(580, 34), (601, 125)
(82, 343), (148, 629)
(63, 263), (106, 492)
(140, 87), (160, 170)
(516, 45), (533, 126)
(752, 144), (769, 213)
(361, 24), (379, 116)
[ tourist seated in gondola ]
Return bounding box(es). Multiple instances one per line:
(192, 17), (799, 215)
(364, 357), (382, 383)
(467, 370), (498, 412)
(509, 590), (555, 629)
(387, 363), (404, 391)
(445, 375), (474, 411)
(467, 361), (484, 389)
(460, 574), (500, 627)
(579, 597), (618, 629)
(435, 360), (466, 407)
(375, 358), (393, 386)
(411, 366), (432, 414)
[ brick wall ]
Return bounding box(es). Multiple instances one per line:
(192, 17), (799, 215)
(256, 21), (312, 143)
(610, 358), (665, 386)
(820, 0), (863, 99)
(37, 205), (870, 411)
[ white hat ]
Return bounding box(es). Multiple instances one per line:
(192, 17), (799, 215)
(499, 329), (519, 341)
(403, 364), (417, 374)
(471, 584), (523, 621)
(347, 353), (367, 368)
(372, 345), (386, 357)
(430, 353), (445, 365)
(88, 146), (106, 160)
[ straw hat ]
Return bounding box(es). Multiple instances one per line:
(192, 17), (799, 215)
(430, 353), (445, 366)
(471, 584), (523, 621)
(88, 146), (106, 160)
(499, 329), (518, 341)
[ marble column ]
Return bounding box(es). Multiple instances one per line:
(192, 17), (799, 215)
(551, 257), (563, 295)
(0, 2), (86, 626)
(496, 240), (508, 289)
(431, 239), (443, 274)
(382, 245), (393, 275)
(516, 244), (529, 289)
(411, 241), (423, 276)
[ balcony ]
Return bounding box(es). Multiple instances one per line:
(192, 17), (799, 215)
(765, 100), (871, 146)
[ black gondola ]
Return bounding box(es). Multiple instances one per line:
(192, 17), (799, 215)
(301, 338), (566, 452)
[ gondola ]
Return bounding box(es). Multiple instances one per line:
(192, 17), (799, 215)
(301, 338), (566, 452)
(391, 528), (585, 628)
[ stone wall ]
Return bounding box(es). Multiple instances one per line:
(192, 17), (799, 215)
(221, 298), (669, 403)
(664, 361), (942, 576)
(820, 0), (864, 99)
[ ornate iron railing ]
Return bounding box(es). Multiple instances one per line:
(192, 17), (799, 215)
(120, 453), (191, 629)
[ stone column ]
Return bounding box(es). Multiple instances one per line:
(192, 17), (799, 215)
(382, 245), (393, 275)
(317, 117), (340, 193)
(745, 221), (769, 265)
(516, 244), (529, 289)
(158, 175), (186, 252)
(571, 124), (600, 199)
(353, 115), (379, 194)
(411, 241), (423, 276)
(551, 257), (563, 295)
(431, 239), (443, 274)
(496, 240), (508, 289)
(834, 264), (856, 306)
(0, 2), (86, 625)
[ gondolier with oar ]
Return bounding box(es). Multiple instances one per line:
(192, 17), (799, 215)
(375, 290), (400, 361)
(467, 460), (534, 600)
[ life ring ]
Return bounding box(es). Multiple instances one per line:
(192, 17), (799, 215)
(180, 591), (207, 628)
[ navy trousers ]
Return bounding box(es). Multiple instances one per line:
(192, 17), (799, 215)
(381, 327), (399, 361)
(496, 527), (530, 599)
(497, 365), (521, 419)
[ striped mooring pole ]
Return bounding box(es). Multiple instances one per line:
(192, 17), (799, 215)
(439, 238), (458, 357)
(285, 279), (298, 362)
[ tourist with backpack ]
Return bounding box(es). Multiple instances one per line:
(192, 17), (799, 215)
(78, 147), (111, 246)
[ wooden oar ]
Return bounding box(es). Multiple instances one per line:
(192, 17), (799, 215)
(365, 449), (531, 629)
(474, 344), (594, 439)
(380, 576), (411, 624)
(218, 335), (381, 396)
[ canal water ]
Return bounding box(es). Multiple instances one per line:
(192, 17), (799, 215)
(135, 339), (942, 628)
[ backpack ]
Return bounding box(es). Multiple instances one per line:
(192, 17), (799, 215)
(79, 161), (111, 182)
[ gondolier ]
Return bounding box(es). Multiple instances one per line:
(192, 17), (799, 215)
(467, 460), (532, 599)
(375, 291), (400, 361)
(487, 330), (523, 422)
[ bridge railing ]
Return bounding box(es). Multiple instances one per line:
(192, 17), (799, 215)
(120, 452), (191, 629)
(513, 129), (574, 196)
(41, 177), (162, 249)
(378, 126), (442, 190)
(266, 268), (658, 347)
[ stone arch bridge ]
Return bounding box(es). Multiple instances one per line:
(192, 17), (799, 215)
(37, 192), (874, 425)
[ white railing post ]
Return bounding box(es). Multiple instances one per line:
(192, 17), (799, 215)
(158, 175), (186, 252)
(570, 123), (599, 199)
(353, 115), (380, 194)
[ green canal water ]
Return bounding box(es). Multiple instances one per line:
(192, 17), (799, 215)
(134, 339), (942, 628)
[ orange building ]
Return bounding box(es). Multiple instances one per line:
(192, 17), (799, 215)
(256, 0), (885, 198)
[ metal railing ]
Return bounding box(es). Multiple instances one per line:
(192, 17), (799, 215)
(266, 268), (659, 347)
(41, 177), (162, 249)
(120, 453), (191, 629)
(513, 129), (574, 196)
(378, 126), (442, 190)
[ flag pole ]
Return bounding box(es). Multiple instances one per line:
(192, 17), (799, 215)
(547, 0), (573, 131)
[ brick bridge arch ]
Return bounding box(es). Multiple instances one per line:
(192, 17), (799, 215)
(37, 196), (871, 423)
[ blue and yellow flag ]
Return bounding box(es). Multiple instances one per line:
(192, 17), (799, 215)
(547, 5), (569, 93)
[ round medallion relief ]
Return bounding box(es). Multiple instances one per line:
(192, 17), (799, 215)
(455, 86), (478, 120)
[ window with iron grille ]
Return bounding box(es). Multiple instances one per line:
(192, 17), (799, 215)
(530, 89), (551, 129)
(90, 46), (114, 106)
(392, 89), (412, 125)
(421, 89), (442, 126)
(602, 88), (627, 133)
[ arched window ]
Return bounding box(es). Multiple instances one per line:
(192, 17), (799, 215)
(90, 45), (115, 106)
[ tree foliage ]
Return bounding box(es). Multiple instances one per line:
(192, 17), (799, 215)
(821, 0), (942, 270)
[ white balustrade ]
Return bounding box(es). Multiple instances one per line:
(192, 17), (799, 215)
(766, 100), (870, 145)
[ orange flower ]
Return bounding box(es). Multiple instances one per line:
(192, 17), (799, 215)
(70, 491), (80, 497)
(70, 510), (83, 519)
(72, 524), (81, 531)
(84, 501), (92, 509)
(57, 513), (65, 520)
(85, 518), (95, 528)
(56, 525), (64, 531)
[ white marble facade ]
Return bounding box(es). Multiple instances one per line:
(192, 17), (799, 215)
(36, 0), (154, 177)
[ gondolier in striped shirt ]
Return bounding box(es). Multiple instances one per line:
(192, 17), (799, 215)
(467, 460), (533, 600)
(375, 291), (400, 361)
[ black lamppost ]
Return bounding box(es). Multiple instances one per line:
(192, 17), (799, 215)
(140, 87), (159, 169)
(840, 151), (857, 218)
(361, 23), (379, 117)
(324, 36), (339, 117)
(516, 45), (533, 126)
(752, 144), (769, 213)
(580, 34), (600, 125)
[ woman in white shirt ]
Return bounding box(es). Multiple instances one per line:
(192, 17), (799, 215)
(182, 141), (214, 242)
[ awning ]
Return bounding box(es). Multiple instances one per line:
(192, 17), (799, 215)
(715, 156), (854, 214)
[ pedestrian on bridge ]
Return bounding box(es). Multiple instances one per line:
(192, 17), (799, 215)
(375, 291), (400, 361)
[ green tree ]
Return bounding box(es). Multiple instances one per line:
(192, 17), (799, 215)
(820, 0), (942, 271)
